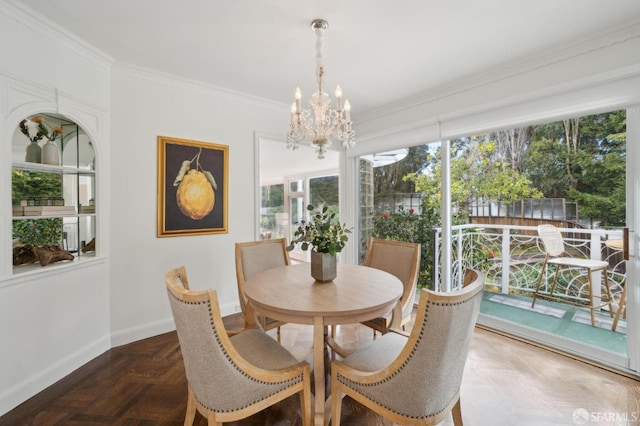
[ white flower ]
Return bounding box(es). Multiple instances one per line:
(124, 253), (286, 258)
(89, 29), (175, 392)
(23, 119), (39, 140)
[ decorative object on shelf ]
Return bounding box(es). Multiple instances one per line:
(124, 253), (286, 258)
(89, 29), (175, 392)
(13, 244), (74, 266)
(41, 139), (61, 166)
(21, 205), (76, 216)
(19, 115), (63, 164)
(286, 204), (351, 282)
(13, 244), (38, 265)
(82, 237), (96, 253)
(25, 140), (42, 163)
(286, 19), (355, 159)
(157, 136), (229, 237)
(33, 245), (74, 266)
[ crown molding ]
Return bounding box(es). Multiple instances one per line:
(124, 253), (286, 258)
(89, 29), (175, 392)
(358, 18), (640, 124)
(1, 0), (113, 71)
(112, 61), (287, 112)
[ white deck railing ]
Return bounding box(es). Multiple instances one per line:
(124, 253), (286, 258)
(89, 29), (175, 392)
(433, 224), (626, 309)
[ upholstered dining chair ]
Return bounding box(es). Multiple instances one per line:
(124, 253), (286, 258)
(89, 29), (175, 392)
(330, 269), (484, 426)
(532, 224), (614, 327)
(165, 266), (311, 426)
(360, 238), (421, 337)
(235, 238), (291, 336)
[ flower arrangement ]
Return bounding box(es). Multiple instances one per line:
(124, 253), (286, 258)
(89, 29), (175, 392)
(287, 204), (350, 256)
(20, 116), (62, 143)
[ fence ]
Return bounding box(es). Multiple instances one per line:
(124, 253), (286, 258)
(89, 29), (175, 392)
(433, 224), (626, 310)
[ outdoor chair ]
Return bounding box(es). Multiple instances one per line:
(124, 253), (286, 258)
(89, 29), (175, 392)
(235, 238), (290, 336)
(165, 266), (311, 426)
(330, 269), (484, 426)
(532, 224), (614, 327)
(360, 238), (421, 337)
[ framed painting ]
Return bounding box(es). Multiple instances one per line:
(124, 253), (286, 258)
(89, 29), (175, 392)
(157, 136), (228, 237)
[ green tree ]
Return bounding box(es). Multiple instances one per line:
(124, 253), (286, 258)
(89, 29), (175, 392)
(373, 145), (431, 203)
(12, 170), (64, 246)
(524, 110), (626, 225)
(12, 169), (62, 206)
(405, 136), (542, 218)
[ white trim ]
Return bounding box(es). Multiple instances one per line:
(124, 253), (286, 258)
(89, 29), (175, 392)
(359, 20), (640, 124)
(113, 62), (286, 112)
(626, 106), (640, 372)
(1, 0), (113, 70)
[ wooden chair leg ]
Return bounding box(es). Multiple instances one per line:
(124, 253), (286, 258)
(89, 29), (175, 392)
(452, 397), (463, 426)
(612, 283), (627, 332)
(602, 268), (614, 318)
(587, 270), (596, 327)
(548, 265), (561, 299)
(331, 390), (343, 426)
(184, 386), (197, 426)
(299, 387), (311, 426)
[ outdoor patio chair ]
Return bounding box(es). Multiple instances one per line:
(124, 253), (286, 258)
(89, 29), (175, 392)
(532, 224), (614, 327)
(166, 266), (311, 425)
(360, 238), (421, 337)
(330, 270), (484, 426)
(235, 238), (290, 337)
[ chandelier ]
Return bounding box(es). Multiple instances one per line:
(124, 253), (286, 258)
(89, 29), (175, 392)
(286, 19), (355, 159)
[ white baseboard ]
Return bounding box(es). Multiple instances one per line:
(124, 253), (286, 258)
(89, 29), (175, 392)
(109, 302), (241, 348)
(110, 317), (176, 348)
(0, 334), (110, 417)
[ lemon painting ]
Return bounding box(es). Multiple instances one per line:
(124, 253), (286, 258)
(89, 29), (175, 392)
(158, 137), (228, 237)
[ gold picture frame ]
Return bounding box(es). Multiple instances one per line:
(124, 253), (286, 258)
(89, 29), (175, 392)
(157, 136), (228, 237)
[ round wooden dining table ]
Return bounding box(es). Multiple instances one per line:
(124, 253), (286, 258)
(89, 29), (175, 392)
(244, 262), (403, 426)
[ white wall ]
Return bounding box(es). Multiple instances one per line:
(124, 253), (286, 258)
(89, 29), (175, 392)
(2, 0), (640, 417)
(109, 66), (288, 345)
(0, 1), (112, 415)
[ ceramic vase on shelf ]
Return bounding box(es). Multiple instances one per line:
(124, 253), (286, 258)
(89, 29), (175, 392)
(41, 140), (60, 166)
(310, 251), (337, 282)
(25, 140), (41, 163)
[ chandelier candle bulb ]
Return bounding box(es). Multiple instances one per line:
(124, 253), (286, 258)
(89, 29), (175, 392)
(295, 87), (302, 113)
(344, 100), (351, 122)
(335, 85), (343, 111)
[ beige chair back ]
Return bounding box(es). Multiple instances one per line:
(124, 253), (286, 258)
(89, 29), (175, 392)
(235, 238), (291, 318)
(364, 238), (421, 324)
(331, 270), (485, 425)
(165, 266), (311, 424)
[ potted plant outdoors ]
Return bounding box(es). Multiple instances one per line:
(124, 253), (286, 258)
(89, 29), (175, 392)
(287, 204), (351, 282)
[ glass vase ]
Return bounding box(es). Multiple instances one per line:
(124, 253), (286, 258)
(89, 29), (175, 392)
(25, 140), (41, 163)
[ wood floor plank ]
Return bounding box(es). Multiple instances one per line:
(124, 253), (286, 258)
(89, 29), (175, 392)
(1, 313), (638, 426)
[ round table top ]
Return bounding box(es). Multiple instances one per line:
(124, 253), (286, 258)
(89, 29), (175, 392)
(244, 263), (403, 325)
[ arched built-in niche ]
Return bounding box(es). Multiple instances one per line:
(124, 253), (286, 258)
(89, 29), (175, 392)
(11, 113), (96, 272)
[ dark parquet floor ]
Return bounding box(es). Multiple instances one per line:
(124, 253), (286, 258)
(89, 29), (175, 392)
(1, 313), (639, 425)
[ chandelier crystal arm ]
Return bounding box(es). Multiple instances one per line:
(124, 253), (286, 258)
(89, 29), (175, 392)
(286, 19), (355, 159)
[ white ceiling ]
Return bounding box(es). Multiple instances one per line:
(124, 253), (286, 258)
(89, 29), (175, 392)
(15, 0), (640, 117)
(13, 1), (640, 179)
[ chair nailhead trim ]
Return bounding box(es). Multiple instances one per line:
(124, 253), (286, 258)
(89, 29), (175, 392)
(170, 291), (303, 412)
(337, 292), (479, 419)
